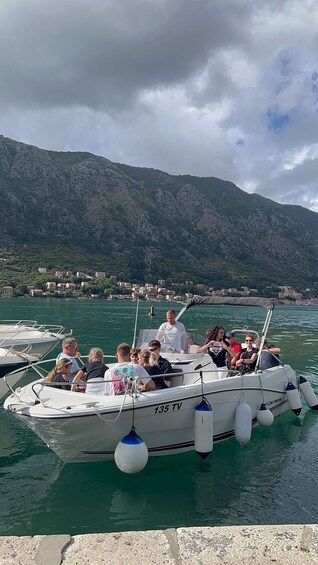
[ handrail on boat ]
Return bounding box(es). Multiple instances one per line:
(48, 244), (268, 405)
(2, 345), (284, 406)
(0, 320), (38, 327)
(0, 320), (65, 335)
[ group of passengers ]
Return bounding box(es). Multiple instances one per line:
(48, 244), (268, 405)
(45, 307), (281, 392)
(197, 325), (281, 378)
(45, 337), (174, 395)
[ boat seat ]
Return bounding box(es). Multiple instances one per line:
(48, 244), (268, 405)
(169, 368), (184, 387)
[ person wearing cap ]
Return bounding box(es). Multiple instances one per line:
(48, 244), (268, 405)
(225, 331), (242, 368)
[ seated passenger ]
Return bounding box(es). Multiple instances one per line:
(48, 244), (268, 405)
(130, 347), (141, 364)
(139, 349), (168, 390)
(71, 347), (108, 394)
(236, 334), (259, 373)
(45, 358), (72, 390)
(225, 331), (242, 367)
(196, 326), (233, 379)
(148, 339), (172, 387)
(196, 329), (214, 354)
(103, 343), (155, 395)
(259, 340), (281, 370)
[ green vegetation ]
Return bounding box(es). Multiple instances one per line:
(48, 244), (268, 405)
(0, 134), (317, 292)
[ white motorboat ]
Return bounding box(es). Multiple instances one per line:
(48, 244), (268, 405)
(0, 320), (66, 358)
(3, 297), (316, 467)
(0, 347), (39, 399)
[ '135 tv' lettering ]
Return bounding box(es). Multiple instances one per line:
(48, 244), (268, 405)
(154, 402), (182, 414)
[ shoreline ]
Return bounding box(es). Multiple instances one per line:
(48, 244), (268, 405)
(1, 524), (318, 564)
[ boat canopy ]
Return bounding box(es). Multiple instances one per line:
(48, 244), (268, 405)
(180, 295), (275, 313)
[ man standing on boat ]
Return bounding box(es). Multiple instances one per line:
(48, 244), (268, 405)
(56, 337), (81, 382)
(156, 309), (187, 353)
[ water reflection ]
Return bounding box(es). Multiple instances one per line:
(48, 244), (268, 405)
(0, 453), (64, 535)
(2, 406), (317, 536)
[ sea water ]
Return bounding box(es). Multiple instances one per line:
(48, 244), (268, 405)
(0, 298), (318, 535)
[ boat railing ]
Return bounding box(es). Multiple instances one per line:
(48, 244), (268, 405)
(0, 324), (65, 345)
(0, 343), (33, 357)
(2, 354), (223, 402)
(0, 319), (38, 329)
(17, 323), (65, 336)
(3, 350), (284, 404)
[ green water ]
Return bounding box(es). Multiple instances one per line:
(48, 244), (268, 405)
(1, 298), (318, 535)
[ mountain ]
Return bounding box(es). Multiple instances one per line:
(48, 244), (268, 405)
(0, 134), (317, 289)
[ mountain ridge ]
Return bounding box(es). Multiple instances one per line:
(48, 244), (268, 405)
(0, 134), (317, 289)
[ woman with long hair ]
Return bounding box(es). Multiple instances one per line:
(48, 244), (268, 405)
(45, 358), (72, 390)
(197, 326), (234, 379)
(138, 348), (168, 389)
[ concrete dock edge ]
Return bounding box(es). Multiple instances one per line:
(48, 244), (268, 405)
(1, 524), (318, 565)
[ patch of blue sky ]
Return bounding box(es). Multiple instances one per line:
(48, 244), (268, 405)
(275, 79), (291, 96)
(235, 138), (245, 147)
(266, 108), (290, 133)
(279, 55), (292, 77)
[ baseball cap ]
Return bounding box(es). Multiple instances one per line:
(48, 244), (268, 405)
(225, 331), (235, 338)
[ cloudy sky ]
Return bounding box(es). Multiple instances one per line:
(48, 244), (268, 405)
(1, 0), (318, 211)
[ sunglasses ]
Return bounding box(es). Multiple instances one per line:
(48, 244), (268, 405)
(131, 353), (138, 357)
(149, 347), (159, 351)
(245, 339), (253, 342)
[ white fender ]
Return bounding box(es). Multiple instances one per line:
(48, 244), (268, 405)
(114, 427), (148, 474)
(285, 382), (302, 415)
(235, 401), (252, 444)
(194, 398), (213, 459)
(299, 376), (318, 410)
(256, 403), (274, 427)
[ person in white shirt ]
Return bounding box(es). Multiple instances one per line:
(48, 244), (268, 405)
(156, 309), (187, 353)
(102, 343), (155, 396)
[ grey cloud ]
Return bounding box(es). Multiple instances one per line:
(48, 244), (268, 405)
(0, 0), (252, 111)
(0, 0), (317, 213)
(250, 158), (318, 212)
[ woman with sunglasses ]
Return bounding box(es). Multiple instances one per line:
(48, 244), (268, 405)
(236, 334), (258, 374)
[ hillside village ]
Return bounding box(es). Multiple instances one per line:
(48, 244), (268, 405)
(1, 267), (318, 305)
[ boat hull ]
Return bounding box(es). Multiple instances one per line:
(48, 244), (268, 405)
(0, 367), (29, 399)
(0, 323), (65, 358)
(4, 365), (296, 463)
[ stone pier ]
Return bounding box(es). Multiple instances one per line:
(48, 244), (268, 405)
(1, 524), (318, 565)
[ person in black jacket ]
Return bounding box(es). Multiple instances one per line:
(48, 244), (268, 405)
(148, 339), (173, 387)
(138, 349), (167, 390)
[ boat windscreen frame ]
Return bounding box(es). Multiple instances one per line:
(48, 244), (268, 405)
(176, 296), (275, 321)
(175, 295), (275, 366)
